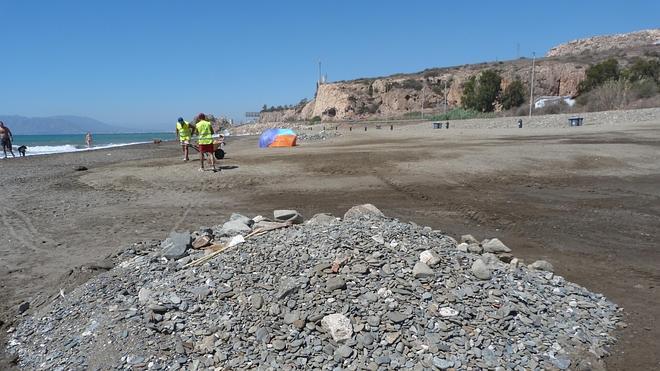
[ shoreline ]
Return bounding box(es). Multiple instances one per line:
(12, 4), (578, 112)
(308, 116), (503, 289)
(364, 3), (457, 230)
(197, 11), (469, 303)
(1, 110), (659, 369)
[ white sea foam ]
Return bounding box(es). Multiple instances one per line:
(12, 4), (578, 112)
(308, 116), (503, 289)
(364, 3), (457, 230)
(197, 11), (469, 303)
(9, 142), (150, 157)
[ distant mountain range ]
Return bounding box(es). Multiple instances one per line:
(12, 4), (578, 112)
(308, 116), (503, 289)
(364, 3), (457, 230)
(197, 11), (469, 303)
(0, 115), (141, 135)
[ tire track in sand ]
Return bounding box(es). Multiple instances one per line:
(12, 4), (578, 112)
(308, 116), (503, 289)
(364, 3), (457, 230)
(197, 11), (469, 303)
(373, 172), (525, 236)
(0, 206), (54, 252)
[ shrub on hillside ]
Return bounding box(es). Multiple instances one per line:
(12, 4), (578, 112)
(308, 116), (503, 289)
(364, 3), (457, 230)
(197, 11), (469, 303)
(631, 79), (658, 99)
(401, 79), (424, 91)
(500, 79), (526, 110)
(578, 58), (620, 94)
(429, 108), (494, 121)
(623, 57), (660, 84)
(461, 70), (502, 112)
(429, 79), (452, 96)
(581, 79), (632, 112)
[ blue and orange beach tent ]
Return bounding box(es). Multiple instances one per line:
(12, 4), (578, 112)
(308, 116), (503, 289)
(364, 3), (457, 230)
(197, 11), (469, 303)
(259, 128), (297, 148)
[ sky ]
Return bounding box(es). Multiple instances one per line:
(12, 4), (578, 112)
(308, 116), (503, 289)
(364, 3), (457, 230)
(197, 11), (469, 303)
(1, 0), (658, 131)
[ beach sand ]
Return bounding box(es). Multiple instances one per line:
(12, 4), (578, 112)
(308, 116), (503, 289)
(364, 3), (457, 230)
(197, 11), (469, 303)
(1, 113), (659, 369)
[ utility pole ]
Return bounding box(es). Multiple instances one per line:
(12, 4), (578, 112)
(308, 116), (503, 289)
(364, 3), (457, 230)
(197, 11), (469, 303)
(318, 60), (322, 85)
(444, 79), (448, 114)
(421, 88), (425, 120)
(528, 52), (535, 118)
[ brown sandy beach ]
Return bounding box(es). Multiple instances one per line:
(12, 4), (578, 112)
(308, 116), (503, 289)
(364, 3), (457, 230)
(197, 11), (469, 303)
(1, 111), (659, 369)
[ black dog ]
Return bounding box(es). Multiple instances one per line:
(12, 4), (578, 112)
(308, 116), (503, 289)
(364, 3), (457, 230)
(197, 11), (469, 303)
(17, 145), (27, 157)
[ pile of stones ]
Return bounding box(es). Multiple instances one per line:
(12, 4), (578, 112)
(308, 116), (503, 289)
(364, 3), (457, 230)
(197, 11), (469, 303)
(296, 130), (341, 142)
(7, 204), (620, 370)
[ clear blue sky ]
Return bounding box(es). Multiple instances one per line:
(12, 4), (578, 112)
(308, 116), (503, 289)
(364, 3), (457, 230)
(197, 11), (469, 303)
(1, 0), (657, 131)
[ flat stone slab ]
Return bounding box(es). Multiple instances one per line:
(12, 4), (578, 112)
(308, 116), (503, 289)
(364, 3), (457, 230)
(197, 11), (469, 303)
(273, 209), (304, 224)
(160, 231), (191, 259)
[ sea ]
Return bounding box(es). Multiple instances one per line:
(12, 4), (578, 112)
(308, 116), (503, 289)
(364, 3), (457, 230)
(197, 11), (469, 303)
(5, 133), (175, 157)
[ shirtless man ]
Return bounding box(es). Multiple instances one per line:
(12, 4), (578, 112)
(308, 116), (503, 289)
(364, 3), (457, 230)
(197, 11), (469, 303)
(0, 121), (15, 158)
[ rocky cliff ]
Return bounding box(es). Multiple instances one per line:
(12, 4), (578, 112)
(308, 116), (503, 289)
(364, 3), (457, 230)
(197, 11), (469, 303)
(260, 29), (660, 122)
(547, 29), (660, 57)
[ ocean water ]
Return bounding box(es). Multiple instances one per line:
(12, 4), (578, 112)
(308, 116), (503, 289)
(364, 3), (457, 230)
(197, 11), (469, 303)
(4, 133), (175, 157)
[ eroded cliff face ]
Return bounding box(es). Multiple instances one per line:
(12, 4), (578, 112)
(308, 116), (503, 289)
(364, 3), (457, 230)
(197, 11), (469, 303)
(258, 60), (588, 122)
(264, 60), (587, 122)
(258, 29), (658, 122)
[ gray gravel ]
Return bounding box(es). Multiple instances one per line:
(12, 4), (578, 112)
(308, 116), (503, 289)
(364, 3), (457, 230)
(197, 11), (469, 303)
(7, 204), (620, 370)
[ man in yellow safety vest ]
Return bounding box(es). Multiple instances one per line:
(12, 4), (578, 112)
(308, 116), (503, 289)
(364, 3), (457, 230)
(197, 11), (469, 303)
(194, 113), (216, 171)
(176, 117), (192, 161)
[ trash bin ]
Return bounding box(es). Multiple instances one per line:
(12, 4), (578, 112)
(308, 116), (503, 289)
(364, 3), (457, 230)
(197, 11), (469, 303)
(433, 122), (442, 129)
(568, 117), (583, 127)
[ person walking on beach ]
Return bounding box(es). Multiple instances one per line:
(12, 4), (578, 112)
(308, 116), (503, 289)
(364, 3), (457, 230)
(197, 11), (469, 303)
(175, 117), (192, 161)
(85, 132), (93, 148)
(194, 113), (216, 171)
(0, 121), (15, 158)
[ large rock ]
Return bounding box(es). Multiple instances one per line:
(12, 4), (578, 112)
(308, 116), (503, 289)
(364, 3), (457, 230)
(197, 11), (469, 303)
(460, 234), (479, 244)
(412, 262), (434, 278)
(160, 231), (191, 259)
(321, 313), (353, 342)
(419, 250), (441, 266)
(343, 204), (385, 220)
(306, 213), (339, 226)
(273, 210), (304, 224)
(326, 277), (347, 291)
(467, 244), (483, 254)
(529, 260), (554, 272)
(230, 213), (254, 227)
(220, 220), (252, 236)
(482, 238), (512, 253)
(471, 259), (492, 280)
(137, 288), (154, 305)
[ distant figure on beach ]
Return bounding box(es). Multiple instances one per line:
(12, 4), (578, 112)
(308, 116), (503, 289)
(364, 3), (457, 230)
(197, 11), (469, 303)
(194, 113), (216, 171)
(85, 132), (93, 148)
(17, 145), (27, 157)
(175, 117), (192, 161)
(0, 121), (15, 158)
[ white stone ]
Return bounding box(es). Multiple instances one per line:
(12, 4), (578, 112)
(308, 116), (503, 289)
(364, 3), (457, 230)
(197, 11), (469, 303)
(439, 307), (459, 317)
(419, 250), (441, 266)
(321, 313), (353, 342)
(227, 235), (245, 248)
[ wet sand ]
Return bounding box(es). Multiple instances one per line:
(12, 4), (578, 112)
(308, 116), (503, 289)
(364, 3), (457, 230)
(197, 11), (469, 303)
(1, 116), (659, 369)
